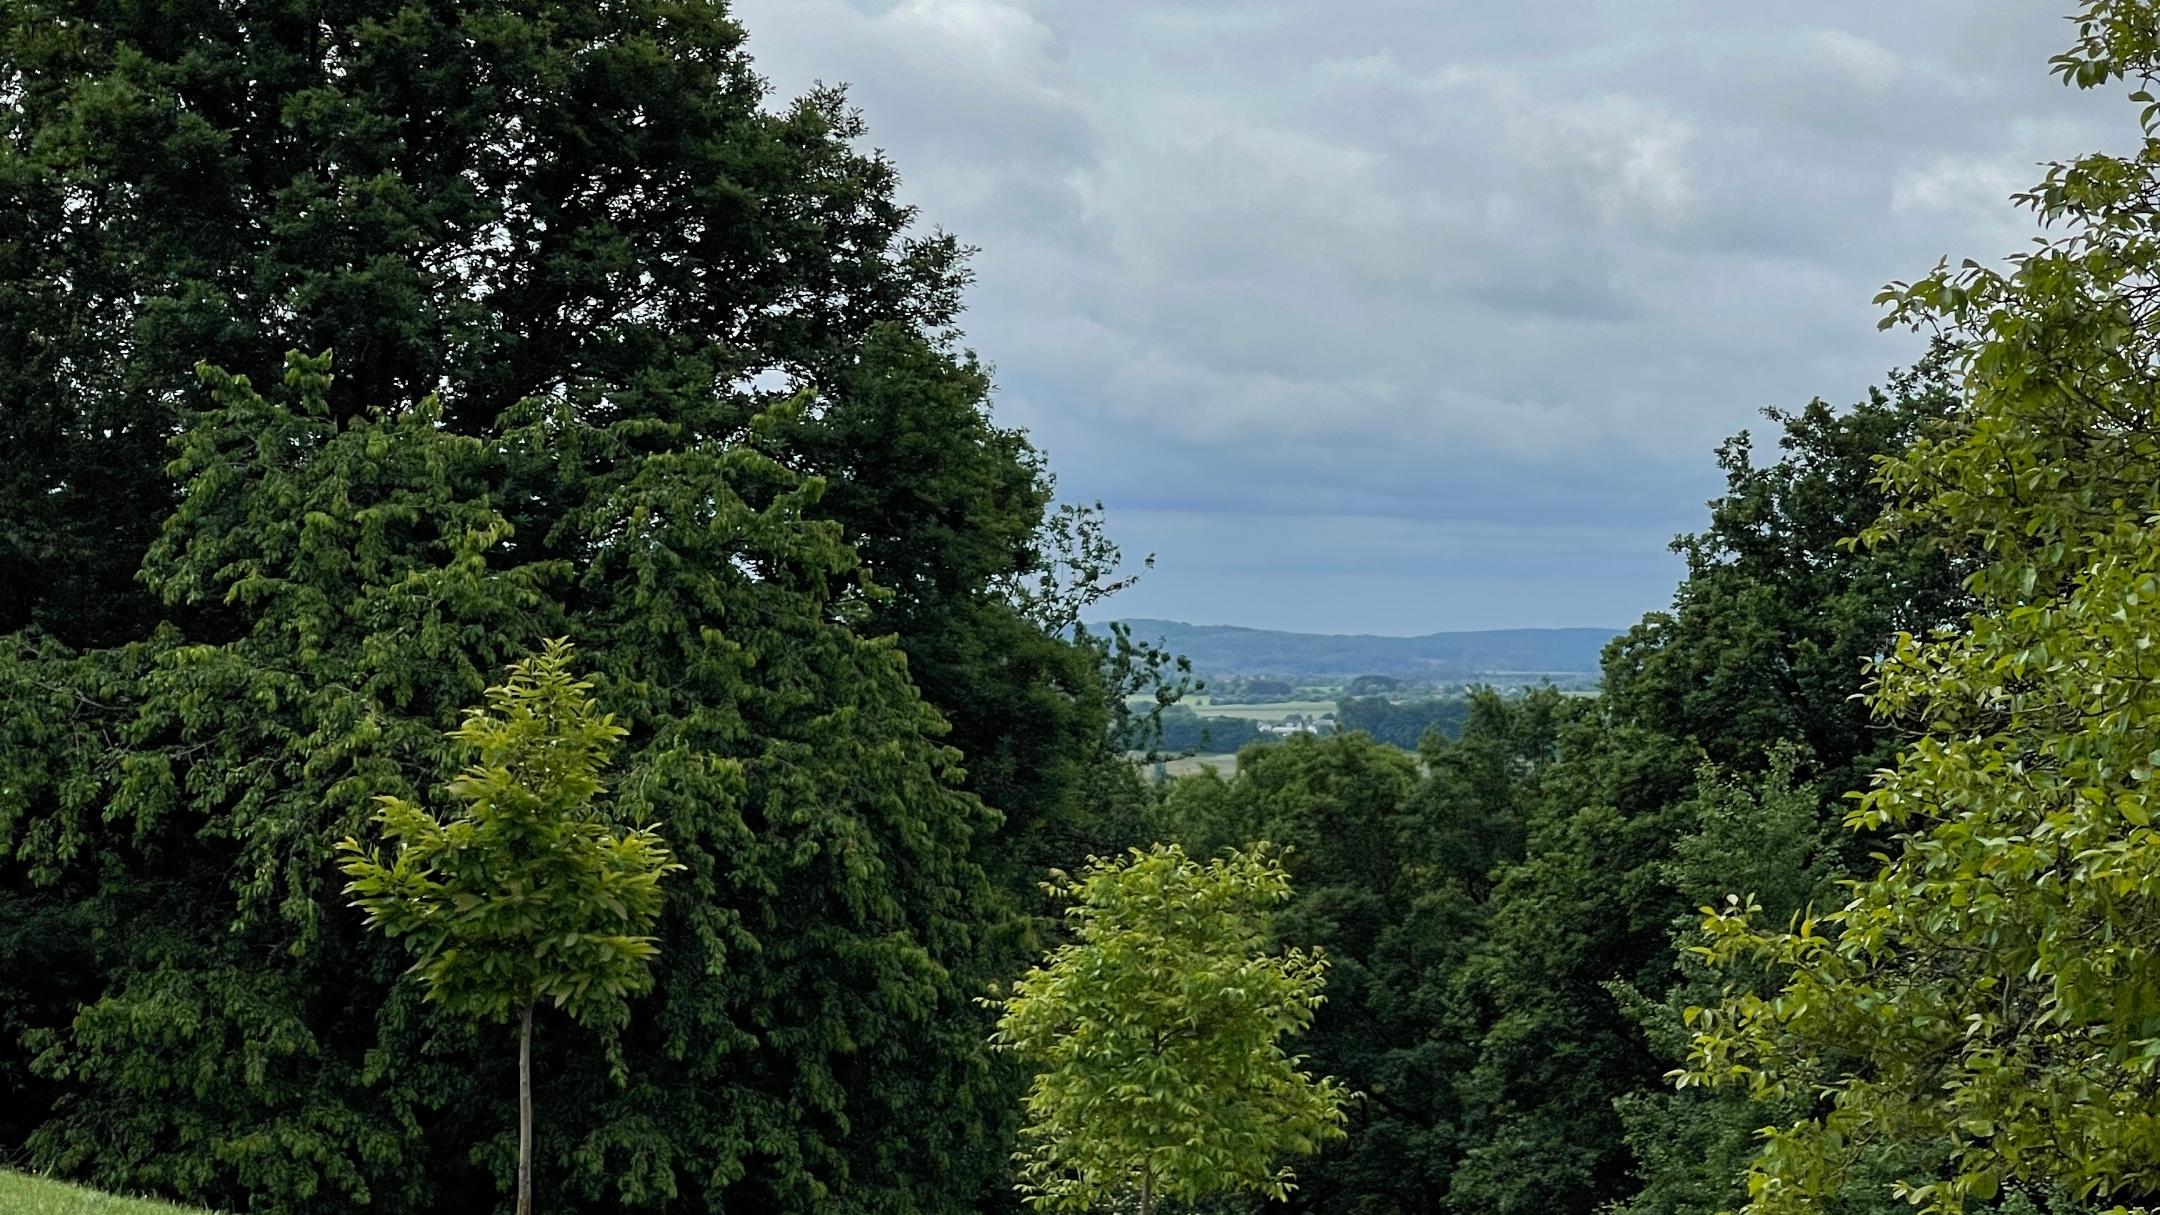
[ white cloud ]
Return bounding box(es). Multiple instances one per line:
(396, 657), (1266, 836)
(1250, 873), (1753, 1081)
(1510, 93), (1696, 227)
(881, 0), (1054, 62)
(1809, 28), (1902, 90)
(1891, 155), (2029, 215)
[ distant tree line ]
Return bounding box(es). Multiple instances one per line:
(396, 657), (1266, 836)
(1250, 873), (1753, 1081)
(1333, 695), (1474, 749)
(1207, 676), (1310, 703)
(1127, 705), (1262, 753)
(1345, 674), (1405, 696)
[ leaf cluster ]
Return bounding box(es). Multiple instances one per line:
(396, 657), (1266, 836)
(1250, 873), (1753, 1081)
(1683, 7), (2160, 1211)
(988, 843), (1353, 1212)
(338, 640), (680, 1029)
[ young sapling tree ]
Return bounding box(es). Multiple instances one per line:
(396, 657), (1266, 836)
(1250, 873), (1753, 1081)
(339, 639), (680, 1215)
(988, 842), (1352, 1215)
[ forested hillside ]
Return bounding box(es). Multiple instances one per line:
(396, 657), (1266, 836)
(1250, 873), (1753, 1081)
(1113, 620), (1616, 682)
(7, 3), (2160, 1215)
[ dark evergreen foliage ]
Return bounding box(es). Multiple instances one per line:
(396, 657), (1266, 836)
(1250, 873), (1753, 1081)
(3, 355), (1014, 1212)
(0, 2), (1146, 1210)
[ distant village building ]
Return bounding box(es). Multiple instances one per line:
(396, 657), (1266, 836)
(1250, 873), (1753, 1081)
(1261, 713), (1337, 737)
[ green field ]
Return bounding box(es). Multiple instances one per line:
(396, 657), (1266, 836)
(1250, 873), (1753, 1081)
(1168, 697), (1339, 721)
(0, 1172), (215, 1214)
(1132, 751), (1245, 778)
(1157, 752), (1242, 778)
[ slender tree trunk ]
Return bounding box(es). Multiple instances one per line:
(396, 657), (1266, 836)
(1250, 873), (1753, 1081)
(1139, 1157), (1153, 1215)
(517, 1002), (534, 1215)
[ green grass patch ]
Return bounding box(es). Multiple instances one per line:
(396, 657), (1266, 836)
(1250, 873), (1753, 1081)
(0, 1172), (218, 1214)
(1150, 752), (1242, 778)
(1179, 699), (1337, 721)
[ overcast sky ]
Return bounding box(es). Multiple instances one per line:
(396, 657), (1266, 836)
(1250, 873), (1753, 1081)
(731, 0), (2124, 635)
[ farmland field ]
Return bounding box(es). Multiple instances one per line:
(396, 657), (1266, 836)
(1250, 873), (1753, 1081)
(1183, 698), (1337, 721)
(1132, 696), (1339, 721)
(1155, 752), (1243, 778)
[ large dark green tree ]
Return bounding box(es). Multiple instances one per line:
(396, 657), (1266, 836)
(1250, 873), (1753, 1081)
(1601, 345), (1969, 796)
(0, 0), (927, 643)
(4, 353), (1013, 1213)
(1599, 353), (1974, 1215)
(1428, 359), (1964, 1215)
(0, 0), (1144, 930)
(1443, 715), (1697, 1215)
(0, 0), (1137, 847)
(0, 0), (1146, 1210)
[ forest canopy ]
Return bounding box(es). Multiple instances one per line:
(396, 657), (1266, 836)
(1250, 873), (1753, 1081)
(5, 2), (2160, 1215)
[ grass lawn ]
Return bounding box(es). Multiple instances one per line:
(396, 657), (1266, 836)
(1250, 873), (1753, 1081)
(0, 1172), (216, 1214)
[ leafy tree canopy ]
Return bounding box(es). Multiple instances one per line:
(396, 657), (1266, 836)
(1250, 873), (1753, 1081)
(1684, 5), (2160, 1212)
(1602, 344), (1969, 794)
(339, 639), (678, 1029)
(0, 0), (1158, 1205)
(340, 639), (681, 1215)
(1, 353), (1010, 1213)
(989, 842), (1352, 1215)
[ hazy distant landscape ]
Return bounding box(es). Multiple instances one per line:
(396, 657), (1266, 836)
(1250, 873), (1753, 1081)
(1117, 620), (1618, 783)
(1113, 619), (1619, 683)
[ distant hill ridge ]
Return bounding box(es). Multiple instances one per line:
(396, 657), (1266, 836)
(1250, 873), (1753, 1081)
(1111, 619), (1620, 681)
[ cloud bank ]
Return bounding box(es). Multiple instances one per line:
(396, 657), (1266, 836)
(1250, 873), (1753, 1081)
(732, 0), (2122, 633)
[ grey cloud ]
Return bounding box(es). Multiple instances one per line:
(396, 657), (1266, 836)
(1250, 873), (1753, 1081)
(731, 0), (2126, 633)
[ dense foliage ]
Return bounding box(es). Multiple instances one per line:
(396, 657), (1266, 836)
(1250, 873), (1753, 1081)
(1, 349), (1028, 1212)
(988, 843), (1351, 1215)
(13, 3), (2160, 1215)
(339, 640), (678, 1038)
(1600, 346), (1975, 1215)
(1144, 350), (1966, 1215)
(0, 2), (1148, 1210)
(1154, 704), (1567, 1214)
(1684, 5), (2160, 1212)
(340, 640), (680, 1215)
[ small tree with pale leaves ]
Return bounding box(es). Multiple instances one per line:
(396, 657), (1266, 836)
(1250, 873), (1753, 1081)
(988, 842), (1352, 1215)
(338, 639), (680, 1215)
